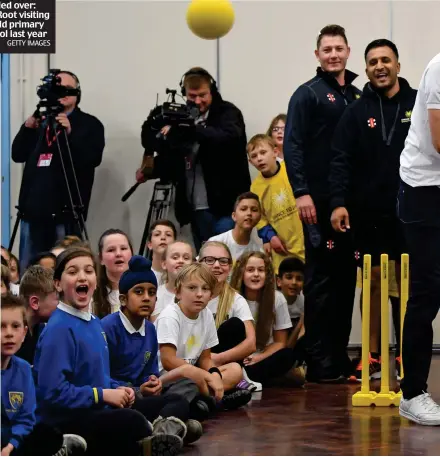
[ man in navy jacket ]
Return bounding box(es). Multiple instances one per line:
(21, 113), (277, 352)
(329, 39), (417, 380)
(284, 25), (361, 382)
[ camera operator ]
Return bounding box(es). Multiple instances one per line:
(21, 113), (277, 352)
(137, 67), (251, 251)
(11, 71), (105, 272)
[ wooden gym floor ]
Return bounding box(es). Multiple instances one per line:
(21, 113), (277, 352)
(184, 356), (440, 456)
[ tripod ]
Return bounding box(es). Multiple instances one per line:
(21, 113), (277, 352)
(138, 181), (174, 257)
(9, 111), (89, 253)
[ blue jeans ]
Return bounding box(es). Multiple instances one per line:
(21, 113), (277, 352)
(19, 220), (68, 272)
(191, 209), (234, 253)
(397, 180), (440, 399)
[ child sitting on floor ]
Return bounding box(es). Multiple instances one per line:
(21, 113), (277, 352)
(101, 255), (203, 452)
(93, 229), (133, 318)
(198, 241), (256, 370)
(16, 266), (59, 365)
(276, 257), (305, 348)
(155, 263), (252, 415)
(147, 220), (178, 285)
(1, 293), (86, 456)
(33, 247), (154, 456)
(150, 241), (195, 323)
(230, 251), (300, 387)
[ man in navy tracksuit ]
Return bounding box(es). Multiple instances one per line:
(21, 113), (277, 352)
(284, 25), (361, 382)
(329, 39), (417, 380)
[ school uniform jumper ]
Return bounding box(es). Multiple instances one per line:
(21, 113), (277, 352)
(101, 311), (190, 423)
(33, 303), (151, 456)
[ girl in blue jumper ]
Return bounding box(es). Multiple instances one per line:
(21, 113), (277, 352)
(33, 247), (156, 456)
(101, 255), (203, 453)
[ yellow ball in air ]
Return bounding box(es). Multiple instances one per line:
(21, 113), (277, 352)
(186, 0), (235, 40)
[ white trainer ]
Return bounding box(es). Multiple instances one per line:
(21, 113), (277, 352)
(399, 392), (440, 426)
(243, 368), (263, 392)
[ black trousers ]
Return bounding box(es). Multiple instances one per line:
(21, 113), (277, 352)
(244, 348), (297, 385)
(303, 201), (357, 378)
(133, 393), (189, 423)
(59, 408), (151, 456)
(211, 317), (298, 385)
(2, 423), (63, 456)
(211, 317), (246, 354)
(397, 181), (440, 400)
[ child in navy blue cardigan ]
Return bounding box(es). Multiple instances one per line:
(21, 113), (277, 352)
(101, 256), (203, 451)
(1, 293), (85, 456)
(33, 247), (161, 456)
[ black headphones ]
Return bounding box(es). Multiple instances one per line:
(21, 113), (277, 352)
(179, 68), (218, 97)
(59, 70), (82, 104)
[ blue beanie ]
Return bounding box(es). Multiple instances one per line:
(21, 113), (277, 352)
(119, 256), (158, 294)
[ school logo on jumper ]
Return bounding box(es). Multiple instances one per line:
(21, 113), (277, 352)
(355, 94), (361, 99)
(9, 392), (23, 410)
(367, 118), (377, 128)
(327, 93), (336, 103)
(401, 110), (412, 123)
(326, 240), (335, 250)
(144, 351), (151, 364)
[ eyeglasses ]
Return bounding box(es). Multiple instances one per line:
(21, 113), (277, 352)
(272, 126), (285, 132)
(200, 256), (231, 266)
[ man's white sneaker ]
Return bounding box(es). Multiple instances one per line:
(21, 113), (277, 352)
(243, 369), (263, 392)
(399, 392), (440, 426)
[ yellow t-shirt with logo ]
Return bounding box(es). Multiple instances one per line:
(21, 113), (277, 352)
(251, 161), (305, 274)
(356, 260), (399, 297)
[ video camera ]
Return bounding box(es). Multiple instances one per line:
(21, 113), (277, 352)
(34, 69), (80, 118)
(149, 88), (200, 132)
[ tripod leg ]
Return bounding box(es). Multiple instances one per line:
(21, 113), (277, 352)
(8, 215), (21, 252)
(139, 200), (155, 256)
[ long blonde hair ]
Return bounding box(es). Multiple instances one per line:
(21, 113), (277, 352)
(198, 241), (236, 329)
(230, 251), (275, 350)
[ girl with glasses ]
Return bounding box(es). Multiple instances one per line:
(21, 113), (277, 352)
(198, 242), (258, 388)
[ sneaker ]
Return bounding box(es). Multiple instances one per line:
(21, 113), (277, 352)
(184, 419), (203, 445)
(221, 388), (252, 410)
(400, 392), (440, 426)
(54, 434), (87, 456)
(237, 379), (257, 392)
(349, 354), (381, 382)
(243, 369), (263, 392)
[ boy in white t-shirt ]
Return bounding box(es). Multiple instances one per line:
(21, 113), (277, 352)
(208, 192), (263, 264)
(147, 220), (177, 285)
(276, 257), (305, 349)
(155, 263), (252, 413)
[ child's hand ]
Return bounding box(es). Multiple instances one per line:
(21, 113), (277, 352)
(103, 388), (130, 408)
(263, 242), (271, 255)
(1, 444), (14, 456)
(270, 236), (288, 255)
(206, 373), (224, 402)
(140, 375), (162, 396)
(243, 353), (264, 366)
(117, 386), (135, 408)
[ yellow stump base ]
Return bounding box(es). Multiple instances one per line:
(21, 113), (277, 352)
(352, 390), (402, 407)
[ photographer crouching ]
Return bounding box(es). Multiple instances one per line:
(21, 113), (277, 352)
(136, 67), (251, 251)
(11, 70), (105, 272)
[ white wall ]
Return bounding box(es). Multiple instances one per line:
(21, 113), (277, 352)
(7, 0), (440, 344)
